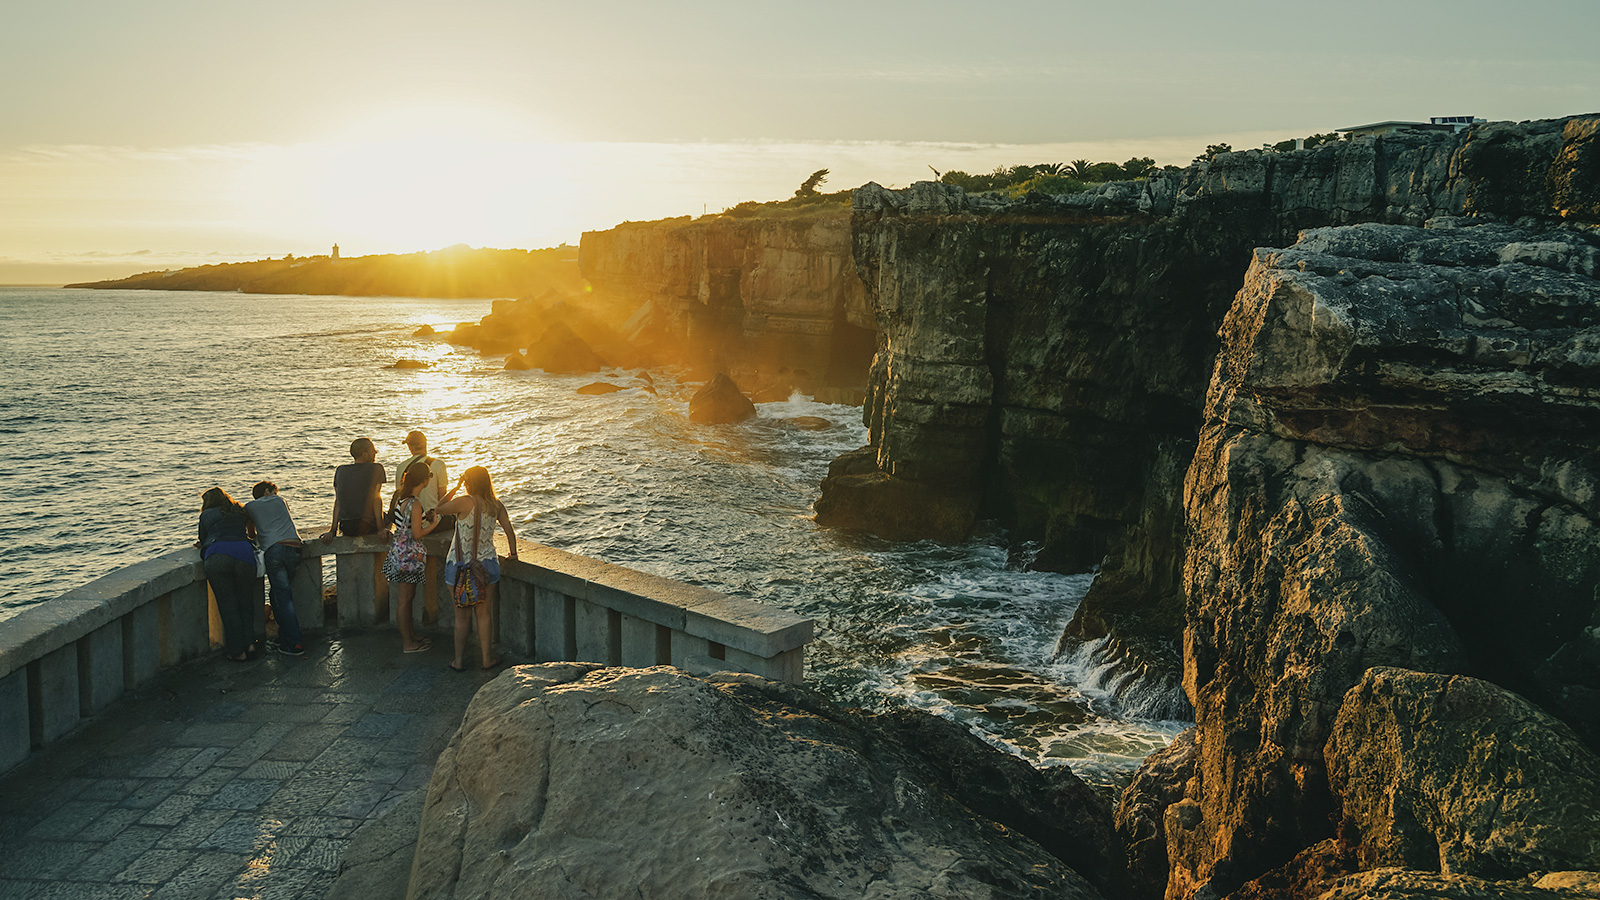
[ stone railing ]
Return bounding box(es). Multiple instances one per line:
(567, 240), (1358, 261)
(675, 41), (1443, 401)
(0, 535), (812, 775)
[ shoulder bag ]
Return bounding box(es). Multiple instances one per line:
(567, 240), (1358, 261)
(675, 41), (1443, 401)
(451, 499), (490, 608)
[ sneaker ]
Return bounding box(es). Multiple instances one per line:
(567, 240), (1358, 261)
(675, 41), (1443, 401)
(278, 643), (306, 657)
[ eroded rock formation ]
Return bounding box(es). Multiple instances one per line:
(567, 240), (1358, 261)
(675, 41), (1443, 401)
(1164, 218), (1600, 898)
(818, 115), (1600, 711)
(579, 212), (876, 401)
(408, 664), (1118, 900)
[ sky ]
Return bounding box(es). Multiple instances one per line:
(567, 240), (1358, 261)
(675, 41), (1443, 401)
(2, 0), (1598, 283)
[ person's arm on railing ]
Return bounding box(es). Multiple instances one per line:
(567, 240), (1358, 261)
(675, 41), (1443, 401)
(321, 495), (341, 542)
(495, 500), (518, 561)
(369, 487), (389, 537)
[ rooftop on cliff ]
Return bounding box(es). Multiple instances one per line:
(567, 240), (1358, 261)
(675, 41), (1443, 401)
(64, 244), (582, 300)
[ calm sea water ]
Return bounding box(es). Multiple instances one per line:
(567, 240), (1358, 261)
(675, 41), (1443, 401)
(0, 286), (1181, 784)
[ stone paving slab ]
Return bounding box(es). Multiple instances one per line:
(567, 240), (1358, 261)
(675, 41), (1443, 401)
(0, 629), (511, 900)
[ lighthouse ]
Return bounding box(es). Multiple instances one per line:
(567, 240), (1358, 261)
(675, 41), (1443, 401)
(331, 243), (340, 261)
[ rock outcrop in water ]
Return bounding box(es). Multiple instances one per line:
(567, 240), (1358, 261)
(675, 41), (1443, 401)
(407, 664), (1119, 900)
(579, 212), (876, 402)
(688, 372), (757, 423)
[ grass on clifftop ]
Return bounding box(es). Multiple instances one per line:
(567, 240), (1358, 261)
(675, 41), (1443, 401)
(717, 189), (853, 220)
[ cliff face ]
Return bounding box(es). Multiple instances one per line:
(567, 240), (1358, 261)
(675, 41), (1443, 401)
(814, 115), (1600, 899)
(578, 211), (874, 398)
(817, 116), (1600, 698)
(1169, 221), (1600, 898)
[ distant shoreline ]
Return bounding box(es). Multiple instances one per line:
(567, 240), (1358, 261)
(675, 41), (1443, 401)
(64, 244), (583, 300)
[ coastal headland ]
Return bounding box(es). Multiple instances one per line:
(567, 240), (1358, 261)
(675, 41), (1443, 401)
(66, 244), (583, 300)
(48, 115), (1600, 899)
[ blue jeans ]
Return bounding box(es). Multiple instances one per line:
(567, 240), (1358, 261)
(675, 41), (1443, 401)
(263, 543), (305, 648)
(445, 556), (500, 585)
(205, 552), (259, 657)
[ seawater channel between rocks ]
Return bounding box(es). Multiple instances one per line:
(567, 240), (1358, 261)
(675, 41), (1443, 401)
(0, 286), (1186, 785)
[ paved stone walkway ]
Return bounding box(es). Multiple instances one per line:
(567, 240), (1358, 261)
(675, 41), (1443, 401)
(0, 629), (515, 900)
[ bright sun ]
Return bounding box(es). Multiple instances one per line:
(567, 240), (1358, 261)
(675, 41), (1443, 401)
(242, 99), (581, 253)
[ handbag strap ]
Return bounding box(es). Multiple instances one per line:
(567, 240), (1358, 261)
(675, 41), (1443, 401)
(453, 499), (468, 566)
(470, 498), (483, 563)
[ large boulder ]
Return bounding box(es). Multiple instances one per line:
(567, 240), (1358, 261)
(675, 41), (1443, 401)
(524, 320), (606, 373)
(688, 373), (756, 424)
(1310, 867), (1599, 900)
(1326, 668), (1600, 879)
(408, 664), (1109, 900)
(813, 446), (980, 542)
(1114, 728), (1196, 900)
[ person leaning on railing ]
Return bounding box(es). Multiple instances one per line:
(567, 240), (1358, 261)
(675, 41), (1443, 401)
(245, 480), (307, 657)
(434, 466), (517, 672)
(197, 487), (263, 662)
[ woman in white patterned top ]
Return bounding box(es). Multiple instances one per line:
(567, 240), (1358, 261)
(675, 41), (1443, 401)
(434, 466), (518, 671)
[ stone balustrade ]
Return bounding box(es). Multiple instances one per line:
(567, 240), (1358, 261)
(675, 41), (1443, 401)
(0, 534), (812, 776)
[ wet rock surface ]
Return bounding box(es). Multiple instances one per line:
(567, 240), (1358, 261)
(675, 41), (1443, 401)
(1308, 867), (1600, 900)
(687, 372), (757, 423)
(409, 664), (1114, 900)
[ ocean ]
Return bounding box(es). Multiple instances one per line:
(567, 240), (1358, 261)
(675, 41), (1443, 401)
(0, 286), (1183, 785)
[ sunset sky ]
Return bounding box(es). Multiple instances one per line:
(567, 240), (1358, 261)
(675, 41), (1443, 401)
(3, 0), (1598, 282)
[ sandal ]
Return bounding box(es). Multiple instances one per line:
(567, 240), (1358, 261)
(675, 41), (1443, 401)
(403, 638), (432, 653)
(447, 662), (466, 672)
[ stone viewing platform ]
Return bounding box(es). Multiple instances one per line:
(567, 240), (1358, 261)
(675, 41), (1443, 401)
(0, 537), (814, 898)
(0, 629), (484, 899)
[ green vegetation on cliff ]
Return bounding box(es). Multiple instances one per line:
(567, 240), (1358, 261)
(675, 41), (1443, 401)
(937, 158), (1170, 197)
(66, 244), (583, 299)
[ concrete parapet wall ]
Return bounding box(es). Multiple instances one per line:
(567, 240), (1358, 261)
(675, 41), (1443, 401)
(0, 533), (813, 776)
(0, 547), (212, 775)
(497, 544), (812, 683)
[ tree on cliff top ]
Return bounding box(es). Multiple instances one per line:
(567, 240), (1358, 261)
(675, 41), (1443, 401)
(795, 169), (830, 197)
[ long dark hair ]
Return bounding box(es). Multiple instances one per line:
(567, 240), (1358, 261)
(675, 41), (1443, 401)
(200, 486), (242, 513)
(388, 461), (433, 520)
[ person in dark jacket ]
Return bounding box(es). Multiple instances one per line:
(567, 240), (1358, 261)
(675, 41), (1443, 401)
(199, 486), (261, 661)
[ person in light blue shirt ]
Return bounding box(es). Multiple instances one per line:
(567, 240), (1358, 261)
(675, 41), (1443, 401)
(246, 481), (306, 657)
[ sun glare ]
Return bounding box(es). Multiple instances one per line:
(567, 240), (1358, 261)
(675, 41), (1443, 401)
(236, 98), (583, 254)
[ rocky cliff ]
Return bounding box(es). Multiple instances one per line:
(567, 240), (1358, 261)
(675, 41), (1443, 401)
(579, 210), (876, 400)
(1165, 219), (1600, 898)
(808, 116), (1600, 898)
(815, 116), (1600, 707)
